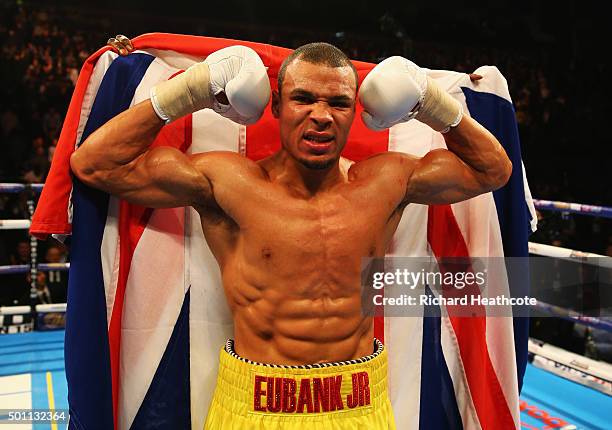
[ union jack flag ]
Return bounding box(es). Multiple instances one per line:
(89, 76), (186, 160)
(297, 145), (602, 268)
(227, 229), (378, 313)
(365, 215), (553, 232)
(31, 33), (535, 429)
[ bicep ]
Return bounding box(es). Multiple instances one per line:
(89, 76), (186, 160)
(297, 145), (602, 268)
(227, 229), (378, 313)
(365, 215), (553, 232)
(96, 146), (212, 209)
(405, 149), (490, 205)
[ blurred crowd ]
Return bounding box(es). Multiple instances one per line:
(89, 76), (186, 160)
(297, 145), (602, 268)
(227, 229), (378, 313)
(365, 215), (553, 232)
(0, 0), (610, 358)
(0, 239), (69, 307)
(0, 6), (93, 183)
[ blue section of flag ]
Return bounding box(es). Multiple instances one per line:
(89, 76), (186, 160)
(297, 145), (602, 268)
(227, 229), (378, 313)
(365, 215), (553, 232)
(462, 87), (531, 391)
(66, 53), (155, 430)
(131, 290), (191, 429)
(419, 286), (463, 430)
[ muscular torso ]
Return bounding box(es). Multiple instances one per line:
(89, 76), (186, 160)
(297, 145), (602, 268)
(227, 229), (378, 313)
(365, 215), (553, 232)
(196, 153), (410, 365)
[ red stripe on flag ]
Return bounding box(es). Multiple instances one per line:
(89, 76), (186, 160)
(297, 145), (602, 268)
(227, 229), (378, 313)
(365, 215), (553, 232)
(427, 204), (516, 430)
(108, 115), (192, 428)
(109, 203), (152, 428)
(246, 104), (279, 160)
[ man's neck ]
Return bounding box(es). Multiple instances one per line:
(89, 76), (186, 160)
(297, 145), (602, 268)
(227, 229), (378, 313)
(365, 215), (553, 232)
(268, 150), (347, 196)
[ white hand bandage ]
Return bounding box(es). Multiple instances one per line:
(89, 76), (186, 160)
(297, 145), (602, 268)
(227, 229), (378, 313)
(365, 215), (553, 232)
(358, 56), (462, 132)
(150, 45), (271, 125)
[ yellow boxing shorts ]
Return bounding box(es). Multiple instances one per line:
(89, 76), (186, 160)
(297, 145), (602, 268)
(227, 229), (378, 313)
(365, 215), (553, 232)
(204, 339), (396, 429)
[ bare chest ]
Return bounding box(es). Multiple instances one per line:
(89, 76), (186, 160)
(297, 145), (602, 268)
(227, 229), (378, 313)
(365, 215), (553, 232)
(237, 189), (398, 272)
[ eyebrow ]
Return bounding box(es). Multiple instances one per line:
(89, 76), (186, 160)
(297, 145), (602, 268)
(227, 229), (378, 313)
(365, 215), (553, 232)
(289, 89), (354, 103)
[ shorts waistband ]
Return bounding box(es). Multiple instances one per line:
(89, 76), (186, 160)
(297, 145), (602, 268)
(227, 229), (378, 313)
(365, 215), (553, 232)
(212, 339), (389, 417)
(224, 338), (384, 369)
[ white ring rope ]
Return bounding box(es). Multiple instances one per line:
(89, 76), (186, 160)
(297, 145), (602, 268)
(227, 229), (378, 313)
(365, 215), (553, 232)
(528, 241), (611, 262)
(0, 219), (31, 230)
(528, 338), (612, 395)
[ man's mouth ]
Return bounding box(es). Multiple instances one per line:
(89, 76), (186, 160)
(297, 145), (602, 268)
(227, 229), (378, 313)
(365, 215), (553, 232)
(302, 132), (334, 154)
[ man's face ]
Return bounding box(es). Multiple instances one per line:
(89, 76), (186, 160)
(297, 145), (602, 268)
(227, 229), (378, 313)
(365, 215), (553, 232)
(273, 59), (356, 170)
(45, 247), (61, 263)
(17, 242), (29, 260)
(36, 272), (46, 288)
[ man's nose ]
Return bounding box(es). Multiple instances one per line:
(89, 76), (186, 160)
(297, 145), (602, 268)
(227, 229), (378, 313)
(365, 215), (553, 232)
(309, 102), (333, 127)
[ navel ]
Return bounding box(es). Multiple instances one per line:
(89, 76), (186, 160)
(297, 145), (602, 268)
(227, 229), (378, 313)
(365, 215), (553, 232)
(261, 246), (273, 260)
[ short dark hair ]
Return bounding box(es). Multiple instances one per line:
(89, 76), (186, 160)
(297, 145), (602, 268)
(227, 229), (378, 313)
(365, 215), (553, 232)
(277, 42), (358, 94)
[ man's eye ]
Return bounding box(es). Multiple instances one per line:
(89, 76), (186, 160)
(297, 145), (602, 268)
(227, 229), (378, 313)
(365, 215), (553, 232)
(330, 101), (351, 108)
(293, 96), (313, 103)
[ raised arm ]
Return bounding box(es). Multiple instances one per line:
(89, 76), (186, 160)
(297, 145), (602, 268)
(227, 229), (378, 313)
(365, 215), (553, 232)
(70, 45), (271, 209)
(70, 100), (211, 208)
(359, 56), (511, 205)
(404, 114), (511, 204)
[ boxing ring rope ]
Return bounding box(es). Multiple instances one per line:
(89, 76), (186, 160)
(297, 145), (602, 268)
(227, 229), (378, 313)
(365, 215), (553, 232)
(0, 183), (44, 193)
(534, 300), (612, 332)
(0, 263), (70, 275)
(0, 219), (31, 230)
(528, 338), (612, 395)
(0, 183), (45, 330)
(533, 199), (612, 219)
(528, 241), (610, 260)
(0, 303), (66, 315)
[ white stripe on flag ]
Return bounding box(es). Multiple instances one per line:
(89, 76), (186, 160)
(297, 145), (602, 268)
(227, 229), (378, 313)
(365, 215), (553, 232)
(76, 51), (118, 149)
(102, 196), (120, 328)
(134, 56), (180, 103)
(191, 109), (242, 153)
(387, 316), (424, 429)
(119, 207), (187, 430)
(522, 162), (538, 232)
(188, 105), (241, 428)
(471, 66), (513, 104)
(386, 114), (433, 428)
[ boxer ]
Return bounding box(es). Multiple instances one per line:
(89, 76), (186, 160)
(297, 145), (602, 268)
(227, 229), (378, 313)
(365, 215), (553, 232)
(72, 41), (511, 429)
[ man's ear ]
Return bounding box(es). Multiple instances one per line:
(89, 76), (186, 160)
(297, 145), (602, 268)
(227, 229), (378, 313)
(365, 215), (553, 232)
(271, 90), (280, 118)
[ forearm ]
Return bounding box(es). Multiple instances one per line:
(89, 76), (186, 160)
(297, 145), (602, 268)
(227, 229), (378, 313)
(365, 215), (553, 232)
(71, 100), (163, 177)
(443, 115), (512, 187)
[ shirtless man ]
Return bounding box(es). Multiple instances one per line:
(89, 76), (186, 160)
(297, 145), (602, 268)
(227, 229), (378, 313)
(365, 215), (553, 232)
(71, 42), (511, 429)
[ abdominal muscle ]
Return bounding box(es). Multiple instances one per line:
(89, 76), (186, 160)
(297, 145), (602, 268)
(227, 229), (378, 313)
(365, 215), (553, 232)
(221, 245), (376, 365)
(199, 159), (402, 365)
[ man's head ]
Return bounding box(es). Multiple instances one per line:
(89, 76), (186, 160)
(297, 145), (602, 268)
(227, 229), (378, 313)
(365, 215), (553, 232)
(45, 246), (62, 263)
(17, 241), (30, 261)
(272, 43), (358, 170)
(36, 271), (47, 289)
(27, 271), (47, 289)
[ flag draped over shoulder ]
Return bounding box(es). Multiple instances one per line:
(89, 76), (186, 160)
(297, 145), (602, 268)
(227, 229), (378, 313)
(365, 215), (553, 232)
(31, 33), (536, 430)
